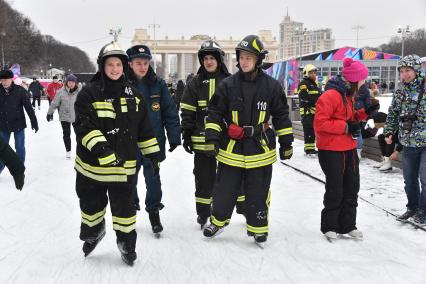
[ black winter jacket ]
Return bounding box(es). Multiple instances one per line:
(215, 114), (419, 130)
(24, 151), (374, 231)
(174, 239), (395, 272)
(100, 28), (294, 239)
(297, 77), (322, 117)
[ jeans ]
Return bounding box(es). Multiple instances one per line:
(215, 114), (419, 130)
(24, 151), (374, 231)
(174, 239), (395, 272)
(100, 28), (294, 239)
(402, 146), (426, 211)
(0, 129), (25, 174)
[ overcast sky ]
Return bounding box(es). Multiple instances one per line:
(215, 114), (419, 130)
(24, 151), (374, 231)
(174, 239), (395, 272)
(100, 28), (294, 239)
(11, 0), (426, 62)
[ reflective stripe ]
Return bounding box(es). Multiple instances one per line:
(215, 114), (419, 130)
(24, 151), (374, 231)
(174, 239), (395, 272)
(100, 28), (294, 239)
(135, 97), (140, 111)
(198, 100), (207, 107)
(138, 138), (158, 149)
(96, 110), (116, 119)
(75, 156), (128, 182)
(112, 215), (137, 225)
(211, 215), (230, 227)
(86, 136), (107, 151)
(209, 79), (216, 100)
(82, 216), (105, 227)
(196, 197), (212, 205)
(308, 90), (319, 94)
(247, 224), (269, 234)
(193, 144), (215, 151)
(226, 139), (236, 153)
(81, 208), (106, 227)
(258, 111), (266, 124)
(284, 148), (293, 156)
(98, 153), (116, 166)
(304, 143), (315, 150)
(113, 223), (136, 233)
(232, 111), (239, 125)
(275, 127), (293, 136)
(92, 101), (114, 111)
(180, 103), (197, 112)
(191, 136), (206, 143)
(124, 160), (137, 175)
(82, 130), (106, 150)
(237, 195), (245, 202)
(141, 145), (160, 155)
(261, 139), (269, 153)
(217, 149), (277, 169)
(121, 98), (128, 113)
(205, 123), (222, 132)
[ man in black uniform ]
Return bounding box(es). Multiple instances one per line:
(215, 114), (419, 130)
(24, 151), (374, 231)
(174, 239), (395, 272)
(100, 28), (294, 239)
(297, 64), (322, 155)
(180, 40), (234, 228)
(203, 35), (294, 245)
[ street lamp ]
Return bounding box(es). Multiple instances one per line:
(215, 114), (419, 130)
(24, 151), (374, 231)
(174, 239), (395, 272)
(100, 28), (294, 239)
(49, 63), (52, 78)
(1, 31), (6, 68)
(397, 25), (410, 58)
(295, 27), (307, 82)
(148, 22), (160, 72)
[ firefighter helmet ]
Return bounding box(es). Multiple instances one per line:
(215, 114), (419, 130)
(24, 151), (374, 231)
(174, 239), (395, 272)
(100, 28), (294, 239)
(97, 41), (128, 69)
(302, 64), (318, 78)
(197, 40), (225, 65)
(235, 35), (268, 67)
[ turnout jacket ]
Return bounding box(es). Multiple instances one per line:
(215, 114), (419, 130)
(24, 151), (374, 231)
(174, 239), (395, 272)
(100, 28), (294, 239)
(73, 76), (160, 183)
(297, 77), (322, 117)
(205, 70), (293, 169)
(180, 71), (229, 153)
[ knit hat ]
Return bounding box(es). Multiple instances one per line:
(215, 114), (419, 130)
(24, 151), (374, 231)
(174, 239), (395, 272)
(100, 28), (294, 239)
(126, 45), (152, 60)
(66, 74), (78, 82)
(0, 69), (14, 79)
(397, 54), (425, 77)
(342, 58), (369, 83)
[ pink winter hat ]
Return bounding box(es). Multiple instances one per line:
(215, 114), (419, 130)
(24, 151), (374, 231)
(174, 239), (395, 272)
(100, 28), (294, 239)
(342, 58), (368, 83)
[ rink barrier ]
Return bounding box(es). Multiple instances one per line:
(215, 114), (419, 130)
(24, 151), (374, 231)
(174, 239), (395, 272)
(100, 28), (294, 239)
(291, 121), (402, 169)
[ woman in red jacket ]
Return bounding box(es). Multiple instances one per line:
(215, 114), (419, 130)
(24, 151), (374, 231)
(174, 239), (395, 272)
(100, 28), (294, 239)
(314, 58), (368, 241)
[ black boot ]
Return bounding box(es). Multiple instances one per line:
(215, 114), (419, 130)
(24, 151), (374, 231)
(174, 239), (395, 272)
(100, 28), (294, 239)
(149, 210), (163, 234)
(117, 240), (137, 266)
(197, 215), (208, 229)
(82, 221), (106, 257)
(203, 223), (224, 238)
(254, 233), (268, 243)
(396, 209), (416, 222)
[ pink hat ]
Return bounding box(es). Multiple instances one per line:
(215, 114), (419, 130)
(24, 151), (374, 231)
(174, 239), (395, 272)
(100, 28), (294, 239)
(342, 57), (368, 83)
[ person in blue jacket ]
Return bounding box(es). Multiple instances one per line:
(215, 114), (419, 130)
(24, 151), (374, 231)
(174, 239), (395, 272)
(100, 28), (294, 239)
(126, 45), (181, 235)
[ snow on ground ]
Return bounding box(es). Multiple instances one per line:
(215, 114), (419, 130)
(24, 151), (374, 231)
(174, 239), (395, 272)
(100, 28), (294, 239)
(0, 102), (425, 284)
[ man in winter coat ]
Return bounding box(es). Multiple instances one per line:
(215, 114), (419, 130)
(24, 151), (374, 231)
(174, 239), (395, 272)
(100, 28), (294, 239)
(385, 55), (426, 225)
(180, 40), (232, 228)
(73, 41), (160, 265)
(46, 75), (63, 105)
(0, 69), (38, 175)
(0, 137), (25, 190)
(47, 74), (81, 159)
(202, 35), (294, 245)
(126, 44), (181, 235)
(297, 64), (322, 155)
(28, 77), (44, 110)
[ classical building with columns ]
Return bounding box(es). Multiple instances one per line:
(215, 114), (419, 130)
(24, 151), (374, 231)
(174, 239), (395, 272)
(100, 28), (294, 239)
(131, 28), (279, 80)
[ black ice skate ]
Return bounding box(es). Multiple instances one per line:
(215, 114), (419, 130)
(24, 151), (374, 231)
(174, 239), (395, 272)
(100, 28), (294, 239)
(254, 233), (267, 248)
(149, 210), (163, 237)
(203, 223), (224, 238)
(396, 209), (416, 223)
(117, 241), (137, 266)
(197, 215), (208, 230)
(411, 210), (426, 226)
(82, 223), (106, 257)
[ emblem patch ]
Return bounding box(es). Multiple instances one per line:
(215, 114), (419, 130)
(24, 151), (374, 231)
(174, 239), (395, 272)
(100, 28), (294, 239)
(152, 102), (160, 111)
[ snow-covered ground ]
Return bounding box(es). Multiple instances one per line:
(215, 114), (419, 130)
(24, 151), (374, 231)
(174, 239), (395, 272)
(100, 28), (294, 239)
(0, 102), (425, 284)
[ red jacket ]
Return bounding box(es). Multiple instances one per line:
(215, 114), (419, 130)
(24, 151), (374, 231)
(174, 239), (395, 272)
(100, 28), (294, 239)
(314, 88), (363, 151)
(46, 82), (63, 100)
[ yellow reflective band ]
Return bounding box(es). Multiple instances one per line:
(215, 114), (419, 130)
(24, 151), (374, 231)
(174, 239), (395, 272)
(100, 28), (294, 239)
(196, 197), (212, 205)
(81, 208), (106, 221)
(123, 160), (137, 175)
(308, 90), (319, 94)
(304, 144), (315, 150)
(258, 111), (266, 124)
(198, 100), (207, 107)
(252, 39), (261, 52)
(226, 139), (236, 153)
(217, 154), (276, 169)
(113, 223), (136, 233)
(193, 144), (215, 151)
(209, 79), (216, 100)
(191, 136), (206, 143)
(75, 165), (127, 182)
(82, 217), (105, 227)
(218, 148), (276, 163)
(284, 148), (293, 156)
(299, 108), (305, 115)
(180, 103), (197, 112)
(211, 215), (230, 227)
(120, 98), (128, 112)
(261, 139), (270, 153)
(247, 224), (269, 234)
(138, 138), (158, 149)
(121, 106), (128, 112)
(86, 136), (108, 151)
(92, 101), (114, 111)
(98, 153), (116, 166)
(96, 110), (116, 119)
(141, 145), (160, 155)
(112, 215), (137, 225)
(232, 111), (239, 125)
(82, 130), (104, 148)
(76, 156), (127, 175)
(299, 85), (307, 90)
(237, 195), (245, 202)
(276, 127), (293, 136)
(205, 123), (222, 132)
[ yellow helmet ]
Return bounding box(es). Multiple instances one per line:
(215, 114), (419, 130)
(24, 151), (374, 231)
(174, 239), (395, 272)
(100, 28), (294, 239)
(303, 64), (317, 78)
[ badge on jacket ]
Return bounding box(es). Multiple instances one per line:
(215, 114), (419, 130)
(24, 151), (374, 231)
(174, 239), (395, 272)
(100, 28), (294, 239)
(152, 102), (160, 111)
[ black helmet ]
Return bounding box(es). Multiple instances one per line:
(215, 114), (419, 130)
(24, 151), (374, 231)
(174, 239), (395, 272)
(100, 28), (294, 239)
(235, 35), (268, 67)
(96, 41), (128, 70)
(197, 40), (225, 65)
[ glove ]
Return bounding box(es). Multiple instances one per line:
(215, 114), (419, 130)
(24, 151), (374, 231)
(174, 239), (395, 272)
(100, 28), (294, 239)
(168, 144), (179, 152)
(13, 173), (25, 190)
(46, 114), (53, 122)
(31, 123), (39, 133)
(279, 146), (293, 160)
(205, 142), (219, 157)
(346, 121), (361, 138)
(107, 156), (124, 167)
(182, 131), (193, 154)
(150, 158), (160, 176)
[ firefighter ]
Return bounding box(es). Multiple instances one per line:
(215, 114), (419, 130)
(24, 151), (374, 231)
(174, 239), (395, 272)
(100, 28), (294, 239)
(297, 64), (322, 155)
(202, 35), (294, 245)
(73, 41), (160, 265)
(180, 39), (235, 228)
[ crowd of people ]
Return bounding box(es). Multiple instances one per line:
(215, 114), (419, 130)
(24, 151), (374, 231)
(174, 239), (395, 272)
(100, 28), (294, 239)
(0, 35), (425, 265)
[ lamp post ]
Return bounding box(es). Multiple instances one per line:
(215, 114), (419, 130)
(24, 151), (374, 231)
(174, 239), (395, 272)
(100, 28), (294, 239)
(49, 63), (52, 78)
(295, 27), (307, 82)
(352, 25), (365, 48)
(1, 31), (6, 68)
(148, 22), (160, 73)
(397, 25), (410, 58)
